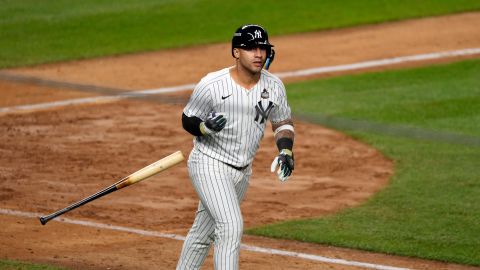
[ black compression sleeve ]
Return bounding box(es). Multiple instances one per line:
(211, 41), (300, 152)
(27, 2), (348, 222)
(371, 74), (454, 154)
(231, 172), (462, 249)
(276, 137), (293, 151)
(182, 113), (203, 136)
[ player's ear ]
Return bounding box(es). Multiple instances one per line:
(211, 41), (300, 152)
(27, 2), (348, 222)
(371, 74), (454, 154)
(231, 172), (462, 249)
(233, 48), (240, 59)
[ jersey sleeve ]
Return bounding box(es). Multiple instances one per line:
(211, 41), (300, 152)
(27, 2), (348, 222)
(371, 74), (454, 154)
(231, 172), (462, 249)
(183, 79), (212, 120)
(270, 80), (292, 124)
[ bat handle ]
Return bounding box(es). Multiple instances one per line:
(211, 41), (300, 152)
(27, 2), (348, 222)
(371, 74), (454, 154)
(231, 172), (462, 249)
(39, 184), (117, 225)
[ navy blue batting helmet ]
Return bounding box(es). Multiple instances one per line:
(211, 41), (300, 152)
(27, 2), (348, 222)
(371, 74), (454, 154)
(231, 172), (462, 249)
(231, 24), (274, 57)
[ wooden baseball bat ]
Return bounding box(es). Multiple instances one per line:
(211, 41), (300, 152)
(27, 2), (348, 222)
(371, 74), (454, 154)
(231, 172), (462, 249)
(39, 151), (184, 225)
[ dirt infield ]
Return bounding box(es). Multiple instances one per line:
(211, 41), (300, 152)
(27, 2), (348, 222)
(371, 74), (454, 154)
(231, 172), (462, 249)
(1, 12), (480, 270)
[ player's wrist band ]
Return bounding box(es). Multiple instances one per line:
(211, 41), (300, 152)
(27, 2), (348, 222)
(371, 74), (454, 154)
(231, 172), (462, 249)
(276, 137), (293, 151)
(274, 124), (294, 137)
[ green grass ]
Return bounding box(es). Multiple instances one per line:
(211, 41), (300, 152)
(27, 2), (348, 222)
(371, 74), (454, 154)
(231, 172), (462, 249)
(247, 59), (480, 266)
(1, 0), (480, 68)
(0, 260), (67, 270)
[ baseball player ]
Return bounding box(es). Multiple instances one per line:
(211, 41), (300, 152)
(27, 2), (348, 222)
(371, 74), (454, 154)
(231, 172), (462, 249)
(177, 24), (295, 270)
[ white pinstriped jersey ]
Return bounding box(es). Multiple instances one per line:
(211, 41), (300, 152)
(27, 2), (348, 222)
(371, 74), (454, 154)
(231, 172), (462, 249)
(183, 67), (291, 167)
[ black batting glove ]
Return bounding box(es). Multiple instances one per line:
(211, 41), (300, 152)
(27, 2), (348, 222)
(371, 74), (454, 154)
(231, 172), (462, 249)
(200, 112), (227, 135)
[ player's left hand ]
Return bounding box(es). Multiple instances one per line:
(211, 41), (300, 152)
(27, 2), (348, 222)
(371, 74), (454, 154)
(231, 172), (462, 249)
(270, 149), (294, 182)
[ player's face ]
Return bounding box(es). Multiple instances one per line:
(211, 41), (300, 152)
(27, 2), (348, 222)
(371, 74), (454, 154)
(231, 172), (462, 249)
(237, 46), (267, 74)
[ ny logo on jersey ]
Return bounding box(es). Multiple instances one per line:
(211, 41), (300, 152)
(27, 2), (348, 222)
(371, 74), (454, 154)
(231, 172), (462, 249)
(254, 101), (274, 124)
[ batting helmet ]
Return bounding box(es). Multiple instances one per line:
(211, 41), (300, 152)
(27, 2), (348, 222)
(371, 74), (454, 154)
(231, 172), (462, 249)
(231, 24), (274, 58)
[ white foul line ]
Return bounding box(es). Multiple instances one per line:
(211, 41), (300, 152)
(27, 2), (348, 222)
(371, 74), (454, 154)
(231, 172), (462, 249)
(1, 208), (411, 270)
(1, 47), (480, 114)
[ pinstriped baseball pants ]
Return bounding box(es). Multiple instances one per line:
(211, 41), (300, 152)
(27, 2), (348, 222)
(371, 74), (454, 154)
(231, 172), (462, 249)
(176, 149), (251, 270)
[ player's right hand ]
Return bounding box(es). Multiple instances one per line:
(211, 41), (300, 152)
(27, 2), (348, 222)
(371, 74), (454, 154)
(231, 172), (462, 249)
(200, 112), (227, 135)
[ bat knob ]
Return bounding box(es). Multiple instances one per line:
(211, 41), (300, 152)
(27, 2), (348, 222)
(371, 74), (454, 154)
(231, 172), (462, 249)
(39, 216), (48, 225)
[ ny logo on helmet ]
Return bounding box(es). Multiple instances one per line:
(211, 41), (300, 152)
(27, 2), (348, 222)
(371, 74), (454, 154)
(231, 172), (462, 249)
(248, 30), (263, 41)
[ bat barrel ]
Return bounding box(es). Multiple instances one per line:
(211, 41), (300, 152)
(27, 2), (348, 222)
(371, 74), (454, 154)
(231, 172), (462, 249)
(39, 185), (117, 225)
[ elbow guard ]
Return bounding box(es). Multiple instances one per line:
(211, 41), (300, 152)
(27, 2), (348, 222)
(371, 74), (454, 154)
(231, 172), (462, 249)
(182, 113), (203, 136)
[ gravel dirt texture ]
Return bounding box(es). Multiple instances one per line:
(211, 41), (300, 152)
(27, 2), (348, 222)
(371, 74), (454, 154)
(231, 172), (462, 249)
(1, 12), (480, 270)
